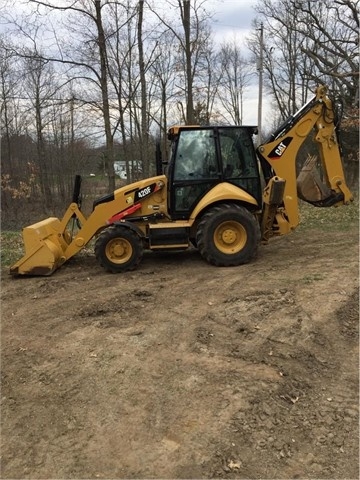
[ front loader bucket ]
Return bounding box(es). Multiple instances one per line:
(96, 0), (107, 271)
(10, 217), (69, 276)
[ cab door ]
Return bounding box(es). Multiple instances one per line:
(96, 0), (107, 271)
(218, 127), (262, 205)
(168, 128), (220, 219)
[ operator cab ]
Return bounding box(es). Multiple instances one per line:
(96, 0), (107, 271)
(166, 125), (262, 219)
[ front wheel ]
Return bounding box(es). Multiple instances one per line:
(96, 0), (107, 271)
(196, 204), (260, 267)
(95, 225), (143, 273)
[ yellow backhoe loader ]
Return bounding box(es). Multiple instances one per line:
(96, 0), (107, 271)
(10, 85), (353, 276)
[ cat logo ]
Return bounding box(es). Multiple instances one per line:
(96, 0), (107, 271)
(268, 137), (293, 158)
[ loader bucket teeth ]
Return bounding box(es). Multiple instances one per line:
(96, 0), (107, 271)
(10, 218), (68, 276)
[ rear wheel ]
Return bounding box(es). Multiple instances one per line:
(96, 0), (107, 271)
(196, 204), (260, 266)
(95, 225), (143, 273)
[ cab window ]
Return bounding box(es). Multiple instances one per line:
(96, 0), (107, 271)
(173, 130), (218, 180)
(219, 128), (257, 179)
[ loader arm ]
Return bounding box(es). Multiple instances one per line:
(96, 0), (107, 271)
(10, 176), (167, 276)
(59, 176), (165, 261)
(257, 85), (353, 237)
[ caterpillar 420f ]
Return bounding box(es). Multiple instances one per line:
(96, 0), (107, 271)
(10, 85), (353, 276)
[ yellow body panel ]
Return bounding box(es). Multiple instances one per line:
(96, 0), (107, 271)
(190, 182), (258, 222)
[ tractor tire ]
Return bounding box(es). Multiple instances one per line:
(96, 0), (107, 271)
(95, 225), (143, 273)
(196, 203), (260, 267)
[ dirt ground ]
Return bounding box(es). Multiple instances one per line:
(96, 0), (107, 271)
(1, 227), (359, 479)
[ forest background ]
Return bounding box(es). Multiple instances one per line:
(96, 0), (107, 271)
(0, 0), (358, 229)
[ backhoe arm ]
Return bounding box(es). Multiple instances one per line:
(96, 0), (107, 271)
(310, 93), (353, 205)
(257, 85), (353, 238)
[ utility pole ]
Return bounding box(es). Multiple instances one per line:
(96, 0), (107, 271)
(257, 22), (264, 145)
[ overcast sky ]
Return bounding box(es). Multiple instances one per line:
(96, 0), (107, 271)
(207, 0), (270, 129)
(208, 0), (257, 44)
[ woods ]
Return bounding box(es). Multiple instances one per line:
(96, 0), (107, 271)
(1, 0), (358, 227)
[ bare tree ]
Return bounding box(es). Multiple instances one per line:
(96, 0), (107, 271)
(148, 0), (212, 124)
(216, 39), (252, 125)
(185, 35), (221, 125)
(137, 0), (150, 176)
(16, 0), (119, 191)
(22, 50), (58, 206)
(249, 0), (308, 120)
(105, 1), (137, 182)
(290, 0), (359, 106)
(181, 0), (194, 123)
(0, 38), (18, 179)
(148, 30), (178, 158)
(251, 0), (359, 120)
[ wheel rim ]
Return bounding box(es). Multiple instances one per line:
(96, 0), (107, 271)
(214, 220), (247, 254)
(105, 237), (133, 264)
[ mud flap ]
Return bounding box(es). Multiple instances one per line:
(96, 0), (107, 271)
(10, 217), (69, 276)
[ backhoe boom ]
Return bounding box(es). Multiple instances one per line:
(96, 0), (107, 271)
(257, 85), (353, 238)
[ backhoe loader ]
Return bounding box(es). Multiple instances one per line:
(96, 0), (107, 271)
(10, 85), (353, 276)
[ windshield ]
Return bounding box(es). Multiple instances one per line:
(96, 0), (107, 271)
(173, 129), (218, 180)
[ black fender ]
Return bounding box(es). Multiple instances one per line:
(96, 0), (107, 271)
(113, 220), (145, 238)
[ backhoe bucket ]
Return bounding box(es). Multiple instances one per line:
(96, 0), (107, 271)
(10, 217), (69, 276)
(297, 155), (332, 203)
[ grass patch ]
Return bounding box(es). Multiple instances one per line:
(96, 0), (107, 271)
(1, 231), (24, 268)
(298, 197), (359, 232)
(302, 273), (325, 284)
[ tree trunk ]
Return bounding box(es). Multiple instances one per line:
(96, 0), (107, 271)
(95, 0), (115, 192)
(34, 87), (52, 208)
(182, 0), (194, 124)
(137, 0), (149, 177)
